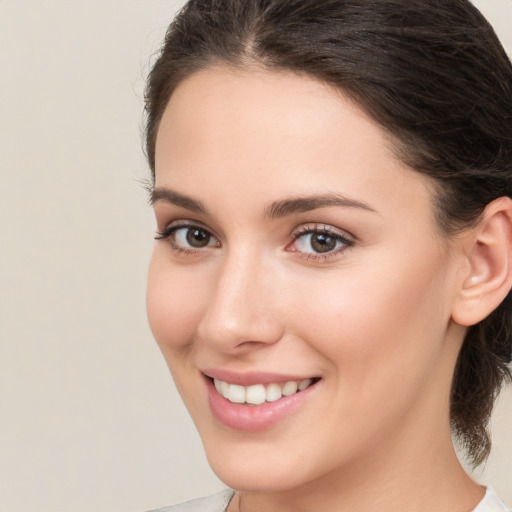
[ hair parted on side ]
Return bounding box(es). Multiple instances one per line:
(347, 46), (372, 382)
(144, 0), (512, 466)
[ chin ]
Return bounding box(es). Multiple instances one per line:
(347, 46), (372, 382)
(207, 456), (307, 493)
(199, 428), (331, 494)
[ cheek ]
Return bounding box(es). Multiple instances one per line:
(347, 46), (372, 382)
(282, 252), (454, 455)
(289, 248), (451, 384)
(146, 251), (208, 353)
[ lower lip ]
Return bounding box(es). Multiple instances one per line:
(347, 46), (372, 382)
(205, 377), (319, 432)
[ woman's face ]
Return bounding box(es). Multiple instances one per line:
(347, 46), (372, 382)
(147, 66), (466, 492)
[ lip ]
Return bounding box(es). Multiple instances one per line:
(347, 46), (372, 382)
(202, 368), (315, 386)
(202, 372), (320, 432)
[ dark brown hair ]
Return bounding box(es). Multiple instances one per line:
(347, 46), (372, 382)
(144, 0), (512, 465)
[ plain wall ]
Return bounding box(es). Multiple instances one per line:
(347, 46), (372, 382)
(0, 1), (511, 511)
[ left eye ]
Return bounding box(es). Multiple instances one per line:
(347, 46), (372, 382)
(290, 229), (352, 255)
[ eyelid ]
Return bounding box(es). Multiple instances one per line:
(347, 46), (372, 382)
(286, 223), (355, 260)
(155, 220), (221, 253)
(155, 219), (217, 239)
(289, 223), (355, 243)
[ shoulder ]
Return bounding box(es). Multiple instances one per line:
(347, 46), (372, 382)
(146, 489), (235, 512)
(473, 488), (510, 512)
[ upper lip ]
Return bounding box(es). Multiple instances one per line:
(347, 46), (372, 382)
(201, 369), (318, 386)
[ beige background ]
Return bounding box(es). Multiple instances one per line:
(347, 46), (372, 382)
(0, 1), (511, 511)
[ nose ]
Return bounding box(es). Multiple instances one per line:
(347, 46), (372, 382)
(196, 249), (285, 354)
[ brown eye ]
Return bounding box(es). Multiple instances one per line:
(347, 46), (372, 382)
(155, 224), (220, 251)
(310, 232), (337, 253)
(186, 227), (211, 247)
(289, 226), (353, 257)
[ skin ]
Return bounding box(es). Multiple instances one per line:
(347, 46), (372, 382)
(147, 66), (488, 512)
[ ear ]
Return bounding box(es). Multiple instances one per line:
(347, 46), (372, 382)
(451, 197), (512, 327)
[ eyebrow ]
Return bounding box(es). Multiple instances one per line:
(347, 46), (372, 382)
(151, 187), (376, 218)
(265, 194), (377, 218)
(151, 187), (208, 214)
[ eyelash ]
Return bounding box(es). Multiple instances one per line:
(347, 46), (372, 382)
(155, 221), (354, 261)
(286, 224), (354, 261)
(155, 221), (220, 255)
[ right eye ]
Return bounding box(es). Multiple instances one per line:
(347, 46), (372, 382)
(155, 224), (220, 252)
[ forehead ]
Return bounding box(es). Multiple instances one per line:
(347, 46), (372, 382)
(156, 66), (381, 169)
(154, 65), (436, 227)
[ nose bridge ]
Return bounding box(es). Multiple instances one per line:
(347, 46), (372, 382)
(198, 245), (283, 351)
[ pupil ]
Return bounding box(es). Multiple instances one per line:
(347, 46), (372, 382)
(311, 232), (336, 253)
(186, 228), (210, 247)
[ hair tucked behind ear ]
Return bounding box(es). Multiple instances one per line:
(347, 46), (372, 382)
(451, 295), (512, 464)
(144, 0), (512, 466)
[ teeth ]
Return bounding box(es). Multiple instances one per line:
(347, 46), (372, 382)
(228, 384), (246, 404)
(298, 378), (312, 391)
(213, 377), (316, 405)
(265, 383), (282, 402)
(214, 378), (229, 398)
(282, 381), (298, 396)
(246, 384), (266, 405)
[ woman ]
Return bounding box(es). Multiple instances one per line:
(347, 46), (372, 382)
(144, 0), (512, 510)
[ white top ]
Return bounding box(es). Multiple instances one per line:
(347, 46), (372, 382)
(474, 488), (510, 512)
(147, 489), (234, 512)
(148, 487), (510, 512)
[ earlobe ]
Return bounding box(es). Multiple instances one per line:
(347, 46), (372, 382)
(452, 197), (512, 327)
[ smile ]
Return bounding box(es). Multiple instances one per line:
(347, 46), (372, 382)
(213, 378), (315, 405)
(204, 373), (321, 431)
